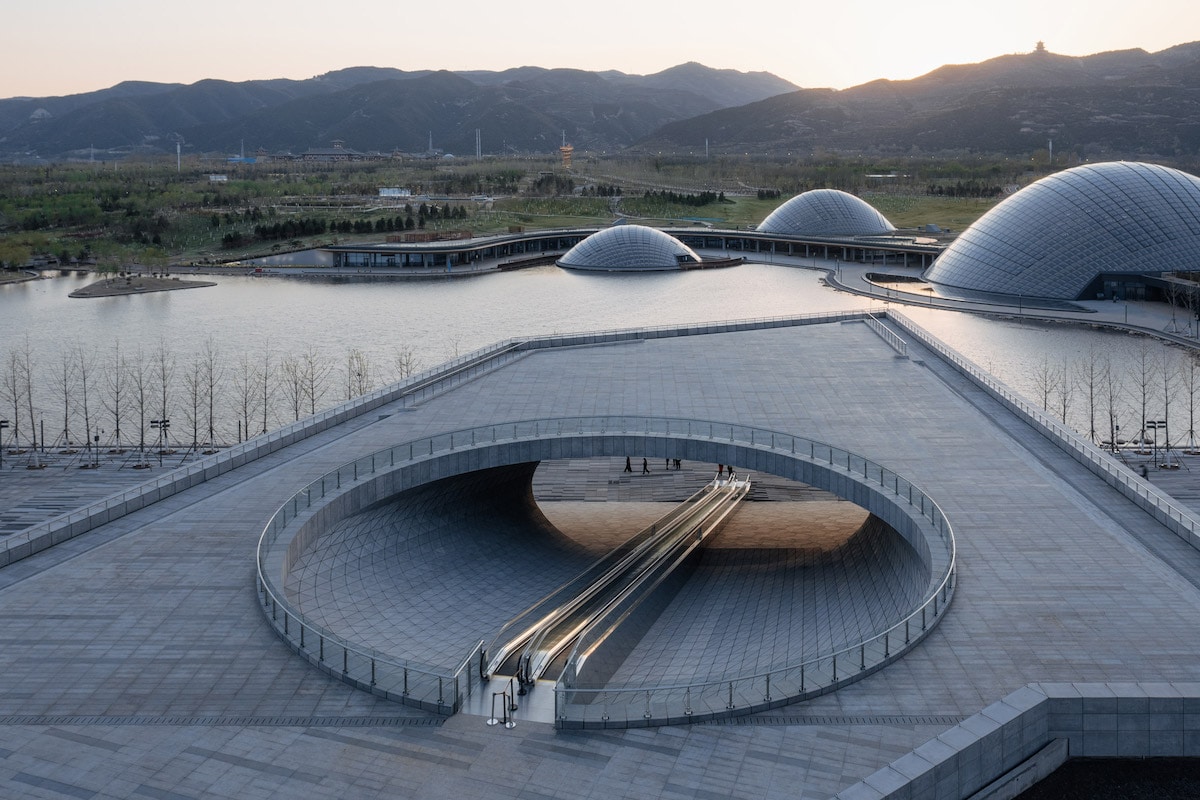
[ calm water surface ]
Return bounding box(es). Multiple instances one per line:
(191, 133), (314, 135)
(0, 263), (1189, 445)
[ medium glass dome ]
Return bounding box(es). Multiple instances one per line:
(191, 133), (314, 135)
(925, 162), (1200, 300)
(557, 225), (701, 271)
(758, 189), (895, 237)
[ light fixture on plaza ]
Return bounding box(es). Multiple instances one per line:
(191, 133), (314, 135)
(151, 418), (170, 467)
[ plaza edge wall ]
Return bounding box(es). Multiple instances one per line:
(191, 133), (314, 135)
(834, 683), (1200, 800)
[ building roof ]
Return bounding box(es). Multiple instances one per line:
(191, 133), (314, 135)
(557, 224), (701, 271)
(924, 161), (1200, 300)
(757, 189), (895, 237)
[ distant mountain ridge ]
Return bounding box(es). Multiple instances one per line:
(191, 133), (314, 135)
(636, 42), (1200, 159)
(7, 44), (1200, 161)
(0, 63), (797, 159)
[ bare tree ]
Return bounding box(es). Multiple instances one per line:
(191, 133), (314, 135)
(200, 338), (223, 449)
(279, 357), (305, 422)
(300, 346), (332, 415)
(1, 350), (21, 452)
(55, 348), (78, 447)
(20, 337), (41, 465)
(103, 342), (128, 449)
(128, 347), (151, 456)
(345, 348), (372, 399)
(1160, 347), (1181, 455)
(1164, 279), (1185, 334)
(1077, 347), (1103, 445)
(1055, 357), (1074, 425)
(1188, 285), (1200, 338)
(258, 341), (275, 436)
(1128, 341), (1157, 448)
(153, 341), (175, 449)
(1104, 355), (1126, 452)
(1185, 352), (1200, 452)
(1031, 356), (1058, 412)
(391, 345), (420, 382)
(231, 352), (260, 443)
(182, 356), (203, 450)
(76, 345), (97, 460)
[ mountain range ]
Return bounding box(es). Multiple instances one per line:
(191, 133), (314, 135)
(0, 64), (795, 159)
(639, 42), (1200, 159)
(4, 42), (1200, 161)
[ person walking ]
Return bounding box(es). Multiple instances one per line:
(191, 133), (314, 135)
(642, 458), (650, 474)
(624, 456), (632, 473)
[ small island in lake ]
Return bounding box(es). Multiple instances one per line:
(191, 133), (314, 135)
(69, 274), (216, 298)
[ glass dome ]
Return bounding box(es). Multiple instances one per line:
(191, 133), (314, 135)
(758, 189), (895, 237)
(557, 225), (701, 271)
(925, 162), (1200, 300)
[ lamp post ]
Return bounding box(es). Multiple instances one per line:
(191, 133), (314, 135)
(1148, 419), (1167, 468)
(150, 418), (170, 467)
(0, 419), (8, 469)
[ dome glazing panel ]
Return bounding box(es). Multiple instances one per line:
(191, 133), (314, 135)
(557, 225), (701, 271)
(758, 189), (895, 237)
(924, 162), (1200, 300)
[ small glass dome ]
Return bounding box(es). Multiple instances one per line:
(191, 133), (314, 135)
(925, 162), (1200, 300)
(557, 225), (702, 271)
(758, 189), (895, 237)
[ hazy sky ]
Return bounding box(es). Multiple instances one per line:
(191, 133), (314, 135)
(4, 0), (1198, 98)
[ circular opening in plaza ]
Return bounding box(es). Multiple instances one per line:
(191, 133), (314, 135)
(256, 417), (955, 728)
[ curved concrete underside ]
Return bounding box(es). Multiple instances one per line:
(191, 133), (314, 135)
(283, 457), (931, 689)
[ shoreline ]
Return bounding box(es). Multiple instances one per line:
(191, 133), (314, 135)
(68, 275), (217, 298)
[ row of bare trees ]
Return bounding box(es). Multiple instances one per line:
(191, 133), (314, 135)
(0, 337), (421, 453)
(1028, 342), (1200, 451)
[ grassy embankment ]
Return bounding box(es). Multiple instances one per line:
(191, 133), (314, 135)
(0, 157), (1005, 271)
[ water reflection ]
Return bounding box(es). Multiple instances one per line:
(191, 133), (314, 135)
(0, 264), (1192, 448)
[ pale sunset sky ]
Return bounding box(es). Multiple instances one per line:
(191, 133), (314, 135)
(3, 0), (1198, 98)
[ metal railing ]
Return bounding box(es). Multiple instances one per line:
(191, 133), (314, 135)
(3, 308), (873, 568)
(865, 313), (909, 357)
(887, 310), (1200, 550)
(254, 414), (955, 723)
(0, 337), (531, 567)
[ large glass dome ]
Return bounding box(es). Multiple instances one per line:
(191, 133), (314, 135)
(557, 225), (701, 271)
(925, 162), (1200, 300)
(758, 189), (895, 237)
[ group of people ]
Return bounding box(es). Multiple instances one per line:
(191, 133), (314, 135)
(717, 463), (736, 480)
(623, 456), (684, 474)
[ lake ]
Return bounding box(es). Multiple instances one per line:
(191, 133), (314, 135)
(0, 262), (1192, 448)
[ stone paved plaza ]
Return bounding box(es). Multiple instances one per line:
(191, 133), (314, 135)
(4, 313), (1200, 798)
